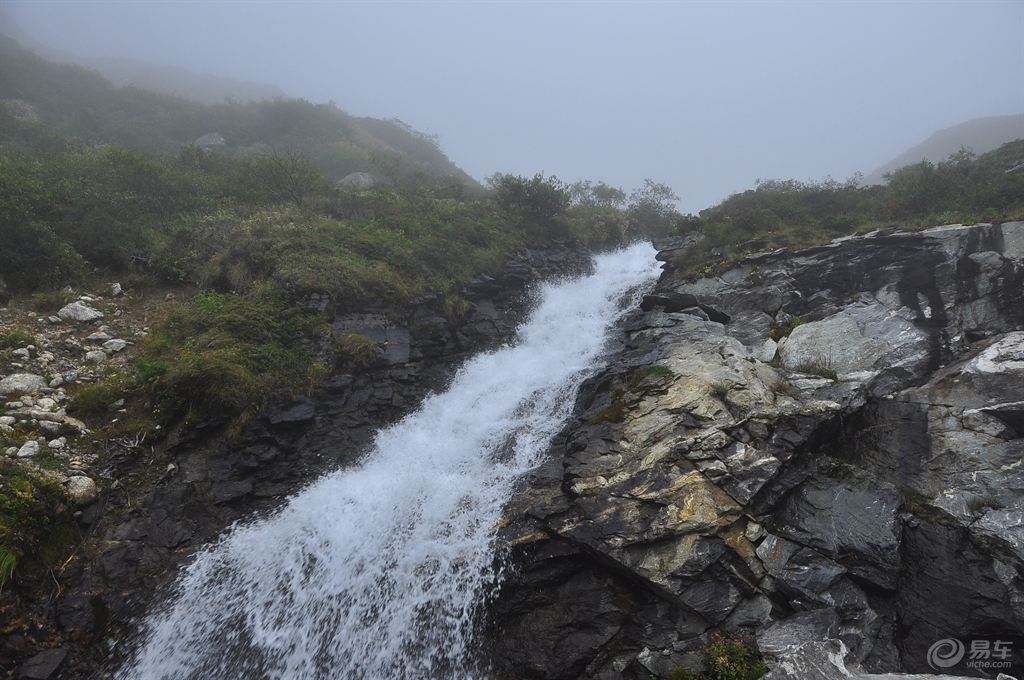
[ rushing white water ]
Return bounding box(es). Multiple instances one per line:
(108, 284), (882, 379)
(120, 243), (660, 680)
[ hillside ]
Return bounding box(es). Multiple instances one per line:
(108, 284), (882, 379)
(864, 113), (1024, 185)
(0, 34), (474, 185)
(0, 12), (286, 104)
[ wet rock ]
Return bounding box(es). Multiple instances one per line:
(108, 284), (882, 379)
(488, 223), (1024, 677)
(57, 301), (103, 322)
(268, 396), (315, 426)
(773, 477), (902, 590)
(15, 646), (67, 679)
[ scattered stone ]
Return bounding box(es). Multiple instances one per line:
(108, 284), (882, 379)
(62, 370), (78, 383)
(111, 282), (123, 297)
(164, 293), (176, 301)
(0, 416), (15, 426)
(0, 373), (48, 397)
(84, 350), (106, 364)
(85, 332), (112, 342)
(47, 316), (61, 325)
(49, 376), (64, 388)
(107, 399), (125, 412)
(12, 348), (30, 359)
(102, 339), (128, 352)
(57, 301), (103, 322)
(4, 447), (17, 457)
(48, 437), (66, 450)
(21, 396), (35, 407)
(16, 440), (41, 458)
(65, 476), (98, 505)
(39, 421), (61, 435)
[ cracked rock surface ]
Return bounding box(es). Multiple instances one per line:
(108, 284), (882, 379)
(487, 222), (1024, 679)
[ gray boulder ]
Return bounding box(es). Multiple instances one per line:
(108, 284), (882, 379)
(57, 301), (103, 322)
(0, 373), (48, 397)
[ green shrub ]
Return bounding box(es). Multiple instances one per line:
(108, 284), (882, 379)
(338, 333), (378, 367)
(669, 633), (768, 680)
(68, 383), (121, 418)
(138, 288), (329, 434)
(0, 459), (78, 582)
(768, 317), (804, 340)
(0, 327), (36, 349)
(30, 289), (73, 313)
(0, 544), (15, 589)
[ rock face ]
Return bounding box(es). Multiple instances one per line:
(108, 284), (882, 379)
(487, 223), (1024, 679)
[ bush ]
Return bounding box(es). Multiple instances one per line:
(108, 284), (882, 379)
(137, 288), (329, 434)
(669, 633), (768, 680)
(68, 383), (121, 418)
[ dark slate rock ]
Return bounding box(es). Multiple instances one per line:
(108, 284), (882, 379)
(774, 478), (902, 590)
(268, 396), (315, 426)
(16, 646), (66, 679)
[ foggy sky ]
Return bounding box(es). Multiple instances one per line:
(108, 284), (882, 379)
(4, 1), (1023, 213)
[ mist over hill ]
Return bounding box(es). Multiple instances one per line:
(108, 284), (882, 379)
(0, 12), (286, 104)
(0, 33), (475, 186)
(864, 113), (1024, 185)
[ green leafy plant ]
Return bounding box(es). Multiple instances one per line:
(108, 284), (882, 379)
(0, 544), (15, 590)
(669, 633), (768, 680)
(768, 316), (804, 340)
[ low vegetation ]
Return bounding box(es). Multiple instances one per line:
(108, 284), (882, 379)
(669, 141), (1024, 281)
(660, 633), (768, 680)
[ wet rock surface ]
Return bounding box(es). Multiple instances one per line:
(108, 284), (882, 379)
(487, 223), (1024, 679)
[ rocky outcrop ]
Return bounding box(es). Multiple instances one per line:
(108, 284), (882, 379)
(488, 223), (1024, 679)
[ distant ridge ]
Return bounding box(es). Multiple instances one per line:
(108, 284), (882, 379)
(864, 114), (1024, 185)
(0, 11), (285, 104)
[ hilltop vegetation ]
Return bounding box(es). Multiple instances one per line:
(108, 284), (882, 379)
(669, 140), (1024, 281)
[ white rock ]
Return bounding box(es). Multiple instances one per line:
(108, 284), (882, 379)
(39, 421), (61, 435)
(17, 440), (41, 458)
(57, 301), (104, 322)
(48, 437), (67, 449)
(66, 476), (99, 504)
(85, 332), (112, 342)
(4, 447), (17, 457)
(0, 416), (14, 426)
(21, 396), (35, 407)
(85, 350), (106, 364)
(111, 282), (123, 297)
(49, 376), (64, 388)
(12, 348), (30, 359)
(0, 373), (48, 397)
(103, 339), (128, 352)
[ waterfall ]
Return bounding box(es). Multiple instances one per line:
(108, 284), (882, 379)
(119, 243), (660, 680)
